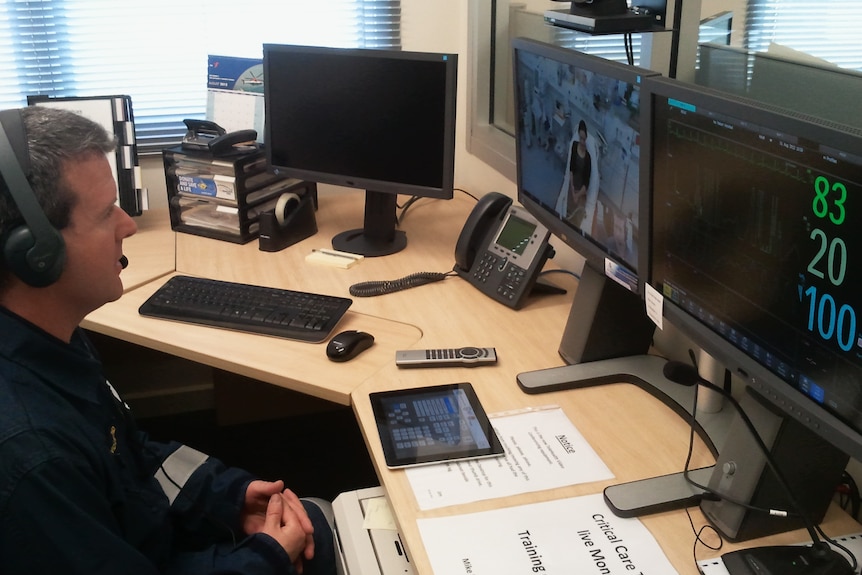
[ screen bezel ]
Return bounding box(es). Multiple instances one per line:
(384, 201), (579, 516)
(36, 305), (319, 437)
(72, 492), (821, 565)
(512, 37), (660, 279)
(370, 382), (505, 468)
(639, 75), (862, 463)
(262, 43), (458, 201)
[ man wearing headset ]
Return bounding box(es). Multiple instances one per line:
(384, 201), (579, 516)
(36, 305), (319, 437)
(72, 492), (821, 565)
(0, 106), (337, 574)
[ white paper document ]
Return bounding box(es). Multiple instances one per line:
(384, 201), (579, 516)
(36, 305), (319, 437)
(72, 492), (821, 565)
(418, 493), (680, 575)
(406, 406), (613, 509)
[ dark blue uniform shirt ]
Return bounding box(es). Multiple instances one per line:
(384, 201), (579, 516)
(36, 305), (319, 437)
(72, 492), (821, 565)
(0, 307), (302, 574)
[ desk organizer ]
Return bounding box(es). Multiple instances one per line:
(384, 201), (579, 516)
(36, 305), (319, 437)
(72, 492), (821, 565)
(163, 146), (315, 244)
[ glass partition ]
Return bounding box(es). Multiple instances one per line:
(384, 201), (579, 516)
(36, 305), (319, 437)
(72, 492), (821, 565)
(696, 43), (862, 130)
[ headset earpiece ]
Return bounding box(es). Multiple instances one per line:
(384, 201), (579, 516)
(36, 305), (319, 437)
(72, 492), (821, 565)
(0, 109), (66, 287)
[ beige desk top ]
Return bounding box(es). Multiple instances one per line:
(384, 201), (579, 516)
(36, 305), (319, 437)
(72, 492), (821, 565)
(172, 190), (519, 327)
(351, 360), (862, 575)
(84, 189), (577, 405)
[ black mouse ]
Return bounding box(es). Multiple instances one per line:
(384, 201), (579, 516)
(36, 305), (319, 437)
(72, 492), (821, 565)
(326, 330), (374, 362)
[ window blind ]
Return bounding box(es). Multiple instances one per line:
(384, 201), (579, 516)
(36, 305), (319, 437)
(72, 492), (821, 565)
(550, 28), (645, 68)
(745, 0), (862, 71)
(0, 0), (401, 152)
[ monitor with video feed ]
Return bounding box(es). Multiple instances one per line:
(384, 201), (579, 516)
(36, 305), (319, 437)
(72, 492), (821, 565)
(641, 75), (862, 542)
(512, 37), (658, 365)
(263, 44), (457, 256)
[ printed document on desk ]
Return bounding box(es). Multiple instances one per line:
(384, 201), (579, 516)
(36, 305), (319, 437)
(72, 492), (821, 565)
(406, 406), (613, 510)
(418, 493), (679, 575)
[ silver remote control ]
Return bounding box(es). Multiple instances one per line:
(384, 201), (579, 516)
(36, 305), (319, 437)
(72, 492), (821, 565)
(395, 347), (497, 368)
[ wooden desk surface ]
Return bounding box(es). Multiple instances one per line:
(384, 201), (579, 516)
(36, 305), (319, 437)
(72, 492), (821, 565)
(84, 189), (578, 404)
(83, 275), (421, 404)
(174, 188), (498, 324)
(352, 362), (862, 574)
(170, 186), (580, 365)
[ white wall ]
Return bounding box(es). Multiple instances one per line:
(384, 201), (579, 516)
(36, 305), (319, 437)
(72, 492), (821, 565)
(402, 1), (518, 200)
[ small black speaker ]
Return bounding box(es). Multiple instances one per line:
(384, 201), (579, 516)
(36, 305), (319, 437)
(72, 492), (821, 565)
(0, 109), (66, 287)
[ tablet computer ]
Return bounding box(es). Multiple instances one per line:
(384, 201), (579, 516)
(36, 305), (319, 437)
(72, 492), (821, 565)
(370, 382), (505, 468)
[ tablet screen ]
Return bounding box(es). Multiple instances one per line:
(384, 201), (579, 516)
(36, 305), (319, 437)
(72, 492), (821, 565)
(370, 383), (505, 468)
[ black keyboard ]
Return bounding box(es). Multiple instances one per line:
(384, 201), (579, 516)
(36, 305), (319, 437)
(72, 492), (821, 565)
(138, 275), (352, 343)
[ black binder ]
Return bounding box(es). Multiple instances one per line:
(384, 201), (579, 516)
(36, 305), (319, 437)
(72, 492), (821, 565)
(26, 94), (144, 216)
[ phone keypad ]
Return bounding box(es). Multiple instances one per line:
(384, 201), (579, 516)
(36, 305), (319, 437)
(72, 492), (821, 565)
(497, 266), (526, 302)
(471, 252), (498, 283)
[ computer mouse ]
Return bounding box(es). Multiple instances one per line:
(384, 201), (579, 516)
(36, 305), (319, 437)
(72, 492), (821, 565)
(326, 330), (374, 362)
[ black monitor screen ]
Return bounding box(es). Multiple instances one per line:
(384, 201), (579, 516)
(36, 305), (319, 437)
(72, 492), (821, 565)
(513, 38), (658, 286)
(263, 44), (457, 256)
(643, 75), (862, 461)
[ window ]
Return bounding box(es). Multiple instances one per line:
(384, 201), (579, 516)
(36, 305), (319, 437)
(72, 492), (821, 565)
(0, 0), (401, 152)
(745, 0), (862, 71)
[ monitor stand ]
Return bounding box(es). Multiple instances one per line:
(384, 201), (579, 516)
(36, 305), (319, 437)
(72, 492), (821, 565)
(517, 354), (735, 516)
(332, 190), (406, 257)
(516, 263), (736, 517)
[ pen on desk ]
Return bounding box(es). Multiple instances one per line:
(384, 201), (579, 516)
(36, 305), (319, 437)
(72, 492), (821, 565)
(312, 248), (361, 261)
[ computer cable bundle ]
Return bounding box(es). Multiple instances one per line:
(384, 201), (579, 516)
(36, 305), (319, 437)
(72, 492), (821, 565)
(837, 471), (861, 521)
(663, 359), (856, 574)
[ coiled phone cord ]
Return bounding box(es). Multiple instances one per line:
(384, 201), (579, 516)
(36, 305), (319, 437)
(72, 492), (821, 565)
(349, 271), (454, 297)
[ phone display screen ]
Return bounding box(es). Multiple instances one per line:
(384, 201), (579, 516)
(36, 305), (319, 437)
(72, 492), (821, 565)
(495, 213), (538, 256)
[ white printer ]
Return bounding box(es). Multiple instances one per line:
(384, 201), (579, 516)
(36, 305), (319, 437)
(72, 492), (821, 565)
(333, 486), (416, 575)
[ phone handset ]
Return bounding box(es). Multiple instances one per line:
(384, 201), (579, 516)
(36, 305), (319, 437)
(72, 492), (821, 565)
(454, 191), (512, 273)
(454, 192), (557, 309)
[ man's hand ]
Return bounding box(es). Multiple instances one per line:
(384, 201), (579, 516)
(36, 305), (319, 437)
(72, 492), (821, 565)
(262, 493), (310, 572)
(242, 480), (316, 564)
(242, 479), (285, 534)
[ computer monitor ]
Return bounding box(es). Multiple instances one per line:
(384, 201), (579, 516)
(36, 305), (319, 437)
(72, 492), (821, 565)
(262, 44), (457, 256)
(641, 75), (862, 541)
(512, 37), (659, 364)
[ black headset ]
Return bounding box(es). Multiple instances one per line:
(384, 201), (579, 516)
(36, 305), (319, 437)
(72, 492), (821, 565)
(0, 109), (66, 287)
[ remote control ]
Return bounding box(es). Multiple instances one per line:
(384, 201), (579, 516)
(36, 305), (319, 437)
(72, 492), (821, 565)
(395, 347), (497, 368)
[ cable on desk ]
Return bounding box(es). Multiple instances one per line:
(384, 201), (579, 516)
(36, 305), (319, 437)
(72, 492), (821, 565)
(397, 189), (480, 227)
(539, 268), (581, 281)
(838, 471), (861, 520)
(349, 271), (453, 297)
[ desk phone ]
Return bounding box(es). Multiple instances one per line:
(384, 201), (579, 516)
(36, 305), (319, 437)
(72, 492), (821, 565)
(349, 192), (560, 308)
(454, 192), (554, 309)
